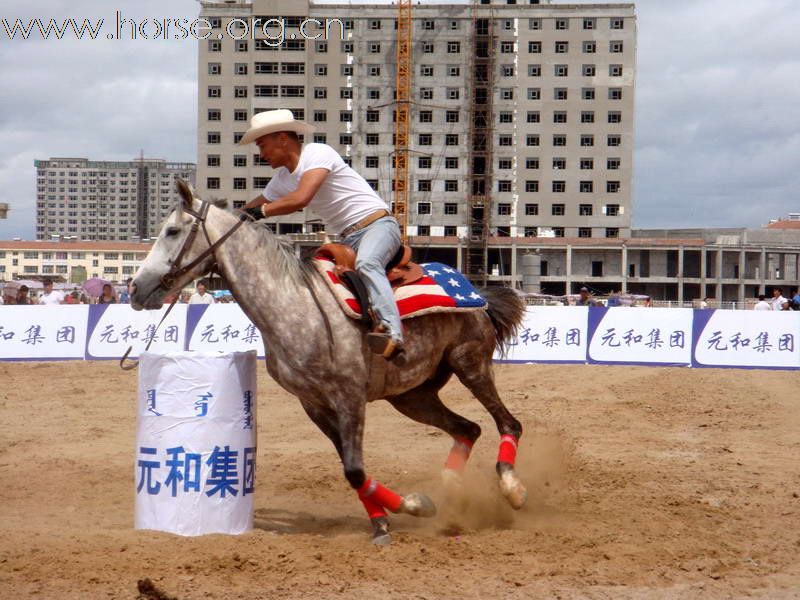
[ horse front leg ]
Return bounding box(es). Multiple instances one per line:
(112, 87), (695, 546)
(335, 394), (435, 545)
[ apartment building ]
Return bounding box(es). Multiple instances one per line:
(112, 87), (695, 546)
(0, 240), (152, 284)
(35, 157), (196, 242)
(196, 0), (636, 244)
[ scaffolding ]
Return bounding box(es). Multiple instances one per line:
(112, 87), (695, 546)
(393, 0), (412, 244)
(465, 3), (495, 286)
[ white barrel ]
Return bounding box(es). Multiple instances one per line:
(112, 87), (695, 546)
(134, 350), (257, 536)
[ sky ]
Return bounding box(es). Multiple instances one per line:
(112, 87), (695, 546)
(0, 0), (798, 239)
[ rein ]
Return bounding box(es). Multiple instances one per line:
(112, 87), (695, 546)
(120, 200), (248, 370)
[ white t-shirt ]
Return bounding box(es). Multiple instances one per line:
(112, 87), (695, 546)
(771, 295), (786, 311)
(264, 143), (390, 235)
(754, 300), (771, 311)
(39, 290), (64, 305)
(189, 292), (216, 305)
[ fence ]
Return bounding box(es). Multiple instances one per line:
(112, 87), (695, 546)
(0, 304), (797, 370)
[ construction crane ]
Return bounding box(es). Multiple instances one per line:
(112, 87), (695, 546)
(393, 0), (412, 244)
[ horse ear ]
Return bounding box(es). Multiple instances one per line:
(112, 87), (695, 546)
(176, 178), (194, 211)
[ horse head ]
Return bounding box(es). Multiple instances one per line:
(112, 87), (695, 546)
(130, 179), (218, 310)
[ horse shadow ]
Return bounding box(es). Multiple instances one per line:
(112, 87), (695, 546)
(254, 508), (368, 536)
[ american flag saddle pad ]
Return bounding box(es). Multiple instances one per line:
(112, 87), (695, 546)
(313, 258), (488, 321)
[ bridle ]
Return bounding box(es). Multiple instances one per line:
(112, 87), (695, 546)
(120, 197), (248, 370)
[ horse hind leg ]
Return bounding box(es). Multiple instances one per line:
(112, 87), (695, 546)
(386, 376), (482, 497)
(447, 343), (527, 510)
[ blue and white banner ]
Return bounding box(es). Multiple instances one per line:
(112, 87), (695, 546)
(587, 307), (693, 366)
(0, 305), (87, 360)
(498, 306), (588, 363)
(0, 305), (798, 371)
(693, 309), (800, 369)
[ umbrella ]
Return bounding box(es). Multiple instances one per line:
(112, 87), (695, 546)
(82, 277), (111, 297)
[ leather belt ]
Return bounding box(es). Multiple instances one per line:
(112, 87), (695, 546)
(340, 210), (392, 238)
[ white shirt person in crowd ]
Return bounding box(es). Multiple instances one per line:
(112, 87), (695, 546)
(770, 288), (787, 311)
(753, 294), (771, 311)
(188, 280), (216, 305)
(38, 278), (64, 305)
(239, 109), (403, 358)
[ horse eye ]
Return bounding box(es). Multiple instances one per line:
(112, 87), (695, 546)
(165, 227), (181, 237)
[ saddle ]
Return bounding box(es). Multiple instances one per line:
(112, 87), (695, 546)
(316, 243), (425, 326)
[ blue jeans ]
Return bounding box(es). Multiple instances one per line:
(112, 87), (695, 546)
(343, 216), (403, 342)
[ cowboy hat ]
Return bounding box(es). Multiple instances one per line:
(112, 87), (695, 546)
(238, 109), (315, 145)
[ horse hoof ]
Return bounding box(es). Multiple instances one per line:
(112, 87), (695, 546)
(372, 533), (393, 546)
(499, 470), (528, 510)
(401, 492), (437, 518)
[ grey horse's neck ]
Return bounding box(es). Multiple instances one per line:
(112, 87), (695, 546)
(204, 207), (322, 344)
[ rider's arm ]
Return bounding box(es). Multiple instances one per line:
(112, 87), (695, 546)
(261, 168), (329, 218)
(242, 194), (268, 210)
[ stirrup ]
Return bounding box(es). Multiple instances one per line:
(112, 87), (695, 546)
(367, 332), (402, 359)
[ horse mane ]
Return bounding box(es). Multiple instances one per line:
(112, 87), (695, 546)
(242, 221), (319, 287)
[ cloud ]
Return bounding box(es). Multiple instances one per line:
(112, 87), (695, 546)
(1, 0), (798, 239)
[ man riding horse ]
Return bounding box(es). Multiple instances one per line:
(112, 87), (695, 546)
(239, 109), (403, 358)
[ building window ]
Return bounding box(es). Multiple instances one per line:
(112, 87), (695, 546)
(235, 63), (248, 75)
(606, 228), (620, 238)
(314, 110), (327, 122)
(313, 134), (327, 144)
(526, 111), (540, 123)
(528, 64), (541, 77)
(581, 135), (594, 147)
(526, 135), (539, 147)
(524, 227), (538, 237)
(528, 41), (541, 53)
(579, 203), (593, 216)
(369, 19), (381, 30)
(207, 177), (220, 190)
(529, 18), (542, 30)
(554, 64), (568, 77)
(369, 42), (381, 53)
(255, 62), (278, 74)
(553, 157), (567, 170)
(445, 157), (459, 169)
(341, 41), (353, 53)
(418, 134), (432, 146)
(447, 41), (461, 53)
(527, 87), (541, 100)
(498, 180), (512, 192)
(552, 182), (566, 193)
(607, 181), (621, 193)
(553, 228), (565, 238)
(420, 65), (434, 77)
(447, 88), (460, 100)
(207, 109), (221, 121)
(500, 88), (514, 100)
(501, 64), (514, 76)
(608, 111), (622, 124)
(314, 64), (327, 77)
(233, 155), (247, 167)
(526, 157), (539, 169)
(341, 65), (353, 76)
(444, 226), (457, 236)
(445, 134), (459, 146)
(235, 40), (248, 52)
(422, 41), (434, 54)
(498, 135), (513, 146)
(444, 180), (458, 192)
(207, 86), (221, 98)
(499, 111), (513, 124)
(580, 182), (593, 193)
(207, 155), (220, 167)
(208, 40), (221, 52)
(609, 64), (623, 77)
(418, 225), (431, 236)
(233, 178), (247, 190)
(315, 40), (327, 53)
(583, 41), (596, 54)
(553, 135), (567, 147)
(234, 109), (248, 121)
(606, 203), (620, 215)
(582, 88), (596, 100)
(253, 177), (270, 189)
(419, 110), (433, 123)
(555, 41), (568, 53)
(525, 180), (539, 192)
(207, 132), (220, 144)
(339, 87), (352, 99)
(500, 41), (514, 53)
(609, 88), (623, 100)
(340, 134), (352, 145)
(365, 156), (379, 169)
(607, 158), (621, 170)
(554, 88), (568, 100)
(582, 64), (596, 76)
(610, 40), (624, 53)
(366, 133), (380, 145)
(498, 203), (512, 216)
(611, 18), (625, 30)
(417, 202), (431, 215)
(417, 180), (432, 192)
(498, 158), (512, 169)
(553, 111), (567, 123)
(580, 158), (594, 170)
(314, 87), (327, 99)
(579, 228), (592, 238)
(608, 135), (622, 147)
(525, 203), (538, 216)
(418, 157), (432, 169)
(581, 111), (595, 123)
(552, 203), (565, 215)
(368, 65), (381, 77)
(422, 19), (434, 30)
(583, 18), (596, 30)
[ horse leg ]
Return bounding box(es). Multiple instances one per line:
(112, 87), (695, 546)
(335, 395), (435, 545)
(386, 376), (482, 494)
(448, 343), (527, 510)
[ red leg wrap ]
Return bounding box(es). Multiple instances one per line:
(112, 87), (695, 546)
(497, 434), (518, 466)
(358, 478), (403, 513)
(359, 494), (388, 520)
(444, 436), (474, 472)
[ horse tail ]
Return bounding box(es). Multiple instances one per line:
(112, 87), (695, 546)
(482, 287), (526, 356)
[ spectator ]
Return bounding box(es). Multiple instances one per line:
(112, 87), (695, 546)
(754, 294), (771, 311)
(189, 280), (216, 305)
(699, 297), (709, 309)
(65, 291), (81, 305)
(575, 286), (598, 307)
(791, 288), (800, 311)
(15, 285), (32, 305)
(119, 278), (133, 304)
(38, 278), (64, 305)
(179, 291), (192, 304)
(97, 284), (117, 304)
(2, 287), (16, 305)
(770, 287), (786, 311)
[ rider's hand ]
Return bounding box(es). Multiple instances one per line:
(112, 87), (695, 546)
(239, 206), (265, 221)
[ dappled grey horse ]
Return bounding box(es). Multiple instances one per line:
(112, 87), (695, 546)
(131, 181), (527, 544)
